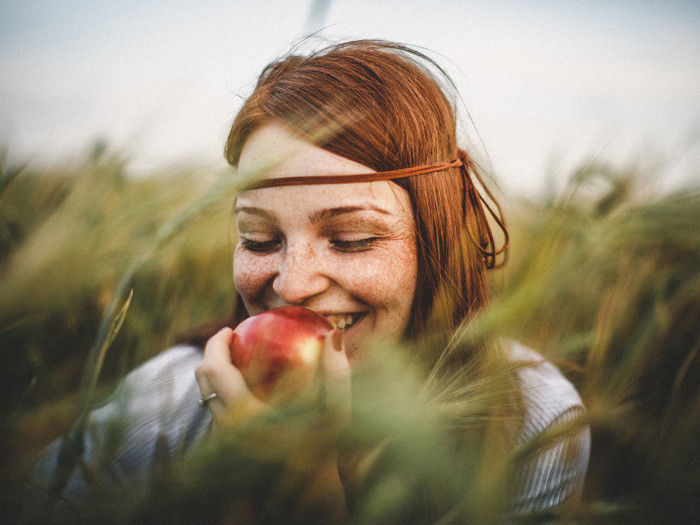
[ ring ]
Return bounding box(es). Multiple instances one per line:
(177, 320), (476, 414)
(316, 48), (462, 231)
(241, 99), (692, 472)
(198, 392), (217, 408)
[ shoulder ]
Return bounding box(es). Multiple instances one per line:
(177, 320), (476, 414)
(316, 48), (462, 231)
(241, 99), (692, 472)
(118, 344), (204, 394)
(506, 340), (585, 443)
(98, 344), (208, 433)
(89, 344), (206, 422)
(124, 344), (203, 379)
(25, 345), (211, 507)
(505, 340), (591, 513)
(85, 344), (211, 455)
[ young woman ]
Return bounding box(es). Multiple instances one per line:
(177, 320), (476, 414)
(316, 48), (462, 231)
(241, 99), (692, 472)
(24, 40), (589, 522)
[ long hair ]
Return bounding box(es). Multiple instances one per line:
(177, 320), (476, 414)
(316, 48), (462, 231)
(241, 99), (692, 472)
(225, 40), (492, 356)
(180, 41), (522, 513)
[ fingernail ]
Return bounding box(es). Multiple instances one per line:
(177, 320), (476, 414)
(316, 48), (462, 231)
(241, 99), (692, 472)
(332, 329), (343, 352)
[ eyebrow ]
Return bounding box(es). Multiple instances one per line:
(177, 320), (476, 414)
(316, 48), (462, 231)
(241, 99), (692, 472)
(309, 205), (392, 223)
(234, 204), (393, 224)
(234, 206), (275, 221)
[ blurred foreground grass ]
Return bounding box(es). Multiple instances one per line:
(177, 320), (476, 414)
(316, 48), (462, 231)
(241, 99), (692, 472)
(0, 149), (236, 458)
(1, 149), (698, 523)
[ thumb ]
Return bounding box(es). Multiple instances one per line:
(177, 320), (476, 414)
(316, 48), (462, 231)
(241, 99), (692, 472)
(322, 329), (352, 424)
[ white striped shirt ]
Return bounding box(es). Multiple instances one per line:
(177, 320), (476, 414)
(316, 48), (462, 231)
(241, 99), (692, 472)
(24, 342), (590, 518)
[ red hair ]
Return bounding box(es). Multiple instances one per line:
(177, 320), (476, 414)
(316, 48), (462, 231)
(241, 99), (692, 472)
(226, 40), (500, 349)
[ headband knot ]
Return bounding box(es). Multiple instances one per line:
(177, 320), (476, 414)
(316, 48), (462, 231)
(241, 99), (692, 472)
(457, 148), (470, 165)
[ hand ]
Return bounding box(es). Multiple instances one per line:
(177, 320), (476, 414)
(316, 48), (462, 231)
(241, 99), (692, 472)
(196, 326), (352, 521)
(195, 327), (266, 433)
(195, 327), (351, 432)
(321, 328), (352, 426)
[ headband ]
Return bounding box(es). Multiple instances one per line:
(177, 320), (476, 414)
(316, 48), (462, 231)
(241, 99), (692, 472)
(246, 150), (509, 269)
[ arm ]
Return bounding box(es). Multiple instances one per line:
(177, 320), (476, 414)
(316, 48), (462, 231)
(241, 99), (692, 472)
(508, 342), (591, 516)
(193, 327), (351, 523)
(509, 405), (591, 514)
(22, 345), (211, 512)
(194, 326), (351, 431)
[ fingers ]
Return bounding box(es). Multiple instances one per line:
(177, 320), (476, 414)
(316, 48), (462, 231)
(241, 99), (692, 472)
(195, 327), (237, 398)
(196, 326), (351, 430)
(195, 327), (265, 429)
(322, 329), (352, 424)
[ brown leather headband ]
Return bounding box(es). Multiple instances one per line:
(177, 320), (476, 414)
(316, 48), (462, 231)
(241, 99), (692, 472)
(246, 158), (463, 188)
(244, 151), (509, 268)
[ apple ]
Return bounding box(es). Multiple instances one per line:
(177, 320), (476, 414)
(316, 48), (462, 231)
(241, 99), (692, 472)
(231, 306), (335, 403)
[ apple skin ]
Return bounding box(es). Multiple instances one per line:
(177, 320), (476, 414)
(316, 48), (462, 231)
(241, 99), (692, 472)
(230, 306), (334, 403)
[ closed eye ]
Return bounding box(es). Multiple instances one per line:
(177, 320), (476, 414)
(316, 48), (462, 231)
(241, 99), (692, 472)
(331, 237), (378, 252)
(240, 238), (281, 253)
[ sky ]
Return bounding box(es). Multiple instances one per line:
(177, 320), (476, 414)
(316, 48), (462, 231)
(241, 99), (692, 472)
(1, 0), (699, 197)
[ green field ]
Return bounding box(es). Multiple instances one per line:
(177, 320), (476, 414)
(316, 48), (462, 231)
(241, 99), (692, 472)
(1, 147), (698, 523)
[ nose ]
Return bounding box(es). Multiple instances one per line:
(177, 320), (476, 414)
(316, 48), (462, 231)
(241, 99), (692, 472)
(272, 240), (330, 305)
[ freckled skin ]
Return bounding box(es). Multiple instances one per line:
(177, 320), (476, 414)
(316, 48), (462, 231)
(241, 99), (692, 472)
(234, 124), (418, 360)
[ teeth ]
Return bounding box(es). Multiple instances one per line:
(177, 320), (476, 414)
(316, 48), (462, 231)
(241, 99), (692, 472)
(335, 315), (356, 332)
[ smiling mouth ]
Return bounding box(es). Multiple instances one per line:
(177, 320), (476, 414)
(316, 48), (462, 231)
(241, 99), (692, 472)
(324, 313), (364, 332)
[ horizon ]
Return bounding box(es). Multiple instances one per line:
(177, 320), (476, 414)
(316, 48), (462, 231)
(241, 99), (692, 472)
(1, 0), (699, 197)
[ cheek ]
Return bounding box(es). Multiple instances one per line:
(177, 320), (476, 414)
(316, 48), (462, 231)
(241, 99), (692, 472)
(383, 245), (418, 315)
(233, 249), (273, 306)
(347, 242), (418, 316)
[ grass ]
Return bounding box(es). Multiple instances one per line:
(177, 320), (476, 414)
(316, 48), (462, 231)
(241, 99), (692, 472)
(0, 149), (236, 462)
(1, 147), (698, 523)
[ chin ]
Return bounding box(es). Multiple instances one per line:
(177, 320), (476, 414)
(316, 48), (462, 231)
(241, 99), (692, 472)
(342, 323), (399, 366)
(339, 327), (361, 364)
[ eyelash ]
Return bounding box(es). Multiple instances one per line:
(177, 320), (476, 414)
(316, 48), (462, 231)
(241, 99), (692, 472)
(331, 237), (378, 252)
(240, 238), (280, 253)
(240, 237), (378, 253)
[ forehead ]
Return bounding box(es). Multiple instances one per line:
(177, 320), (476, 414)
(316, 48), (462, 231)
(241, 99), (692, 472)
(237, 123), (375, 180)
(236, 123), (413, 219)
(236, 180), (413, 221)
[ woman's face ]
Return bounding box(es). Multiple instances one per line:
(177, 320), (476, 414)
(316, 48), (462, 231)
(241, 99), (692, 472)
(234, 124), (418, 360)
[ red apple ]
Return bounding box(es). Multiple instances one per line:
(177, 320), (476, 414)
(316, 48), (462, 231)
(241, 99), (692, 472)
(230, 306), (335, 403)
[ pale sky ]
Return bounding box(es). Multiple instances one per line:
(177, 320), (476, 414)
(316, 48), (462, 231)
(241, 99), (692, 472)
(1, 0), (699, 197)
